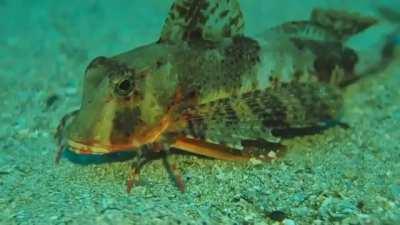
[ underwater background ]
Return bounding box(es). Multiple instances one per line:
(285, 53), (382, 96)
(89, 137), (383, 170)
(1, 0), (399, 224)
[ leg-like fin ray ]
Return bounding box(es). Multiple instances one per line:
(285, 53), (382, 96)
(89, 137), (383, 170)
(172, 137), (250, 161)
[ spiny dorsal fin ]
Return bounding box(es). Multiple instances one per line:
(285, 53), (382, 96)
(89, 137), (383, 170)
(159, 0), (244, 43)
(311, 8), (378, 40)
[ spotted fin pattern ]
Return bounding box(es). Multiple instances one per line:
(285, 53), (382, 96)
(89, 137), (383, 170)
(159, 0), (244, 43)
(268, 8), (377, 43)
(310, 8), (377, 41)
(182, 81), (342, 150)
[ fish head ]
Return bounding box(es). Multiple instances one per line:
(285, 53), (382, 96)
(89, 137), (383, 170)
(58, 0), (248, 155)
(62, 50), (179, 154)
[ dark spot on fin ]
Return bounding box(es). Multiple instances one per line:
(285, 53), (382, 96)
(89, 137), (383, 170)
(291, 38), (358, 86)
(341, 28), (399, 87)
(223, 35), (261, 77)
(159, 0), (244, 43)
(311, 8), (377, 41)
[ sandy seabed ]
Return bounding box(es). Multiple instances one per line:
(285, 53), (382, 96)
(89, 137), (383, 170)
(0, 1), (399, 224)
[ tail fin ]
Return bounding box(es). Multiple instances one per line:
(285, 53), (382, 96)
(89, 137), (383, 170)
(341, 7), (400, 86)
(264, 8), (394, 87)
(375, 5), (400, 50)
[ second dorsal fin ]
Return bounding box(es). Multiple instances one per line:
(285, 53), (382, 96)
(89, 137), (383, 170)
(311, 8), (378, 40)
(267, 8), (378, 43)
(158, 0), (244, 43)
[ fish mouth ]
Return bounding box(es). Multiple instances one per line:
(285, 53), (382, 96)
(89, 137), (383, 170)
(57, 110), (137, 155)
(59, 109), (172, 155)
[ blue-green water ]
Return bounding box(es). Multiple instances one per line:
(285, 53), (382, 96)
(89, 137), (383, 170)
(1, 1), (399, 224)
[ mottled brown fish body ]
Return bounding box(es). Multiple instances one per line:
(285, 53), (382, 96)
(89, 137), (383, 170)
(57, 0), (378, 161)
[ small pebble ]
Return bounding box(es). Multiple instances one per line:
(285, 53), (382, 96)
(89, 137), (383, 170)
(283, 219), (296, 225)
(249, 158), (262, 165)
(267, 151), (277, 158)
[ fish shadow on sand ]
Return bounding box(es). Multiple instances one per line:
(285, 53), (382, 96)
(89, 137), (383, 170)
(63, 150), (136, 165)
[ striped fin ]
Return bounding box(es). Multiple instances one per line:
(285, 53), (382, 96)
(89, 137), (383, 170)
(182, 81), (343, 149)
(311, 8), (377, 41)
(159, 0), (244, 43)
(269, 21), (341, 42)
(268, 8), (377, 42)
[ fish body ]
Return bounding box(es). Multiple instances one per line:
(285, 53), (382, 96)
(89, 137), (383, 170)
(56, 0), (383, 190)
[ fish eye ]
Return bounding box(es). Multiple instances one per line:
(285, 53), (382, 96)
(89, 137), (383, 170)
(115, 79), (134, 96)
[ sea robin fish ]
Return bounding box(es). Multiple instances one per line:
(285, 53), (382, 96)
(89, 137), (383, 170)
(55, 0), (393, 192)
